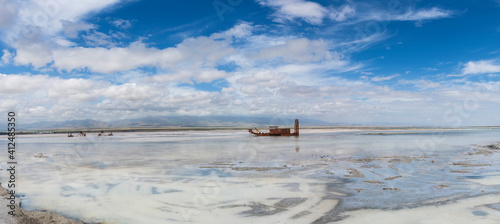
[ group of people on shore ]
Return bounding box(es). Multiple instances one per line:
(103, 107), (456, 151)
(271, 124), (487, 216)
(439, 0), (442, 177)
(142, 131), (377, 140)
(67, 131), (113, 137)
(98, 131), (113, 136)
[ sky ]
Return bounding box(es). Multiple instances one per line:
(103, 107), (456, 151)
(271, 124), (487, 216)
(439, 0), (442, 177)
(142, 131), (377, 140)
(1, 0), (500, 126)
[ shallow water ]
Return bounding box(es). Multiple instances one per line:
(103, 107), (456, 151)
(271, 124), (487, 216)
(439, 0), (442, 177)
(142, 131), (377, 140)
(1, 128), (500, 223)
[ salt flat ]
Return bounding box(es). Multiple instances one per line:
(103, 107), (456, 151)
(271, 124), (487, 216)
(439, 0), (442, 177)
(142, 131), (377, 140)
(1, 128), (499, 223)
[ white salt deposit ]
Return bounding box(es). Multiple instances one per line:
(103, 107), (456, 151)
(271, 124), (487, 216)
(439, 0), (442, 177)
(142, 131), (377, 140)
(0, 128), (499, 223)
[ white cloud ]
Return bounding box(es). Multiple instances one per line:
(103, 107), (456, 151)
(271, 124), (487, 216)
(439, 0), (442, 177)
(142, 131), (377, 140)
(257, 0), (451, 26)
(2, 68), (500, 126)
(403, 79), (442, 89)
(13, 41), (53, 68)
(7, 20), (238, 77)
(101, 83), (158, 101)
(151, 68), (232, 84)
(33, 0), (119, 31)
(82, 30), (118, 47)
(176, 36), (237, 67)
(0, 99), (17, 109)
(221, 87), (235, 93)
(0, 74), (101, 106)
(329, 5), (356, 22)
(254, 38), (332, 63)
(150, 72), (191, 84)
(370, 74), (400, 82)
(109, 18), (132, 29)
(0, 2), (490, 125)
(51, 42), (182, 73)
(210, 22), (254, 40)
(391, 7), (453, 21)
(53, 37), (76, 47)
(47, 37), (236, 81)
(237, 71), (286, 88)
(28, 105), (47, 114)
(0, 73), (227, 121)
(274, 60), (357, 83)
(257, 0), (328, 24)
(0, 74), (50, 94)
(196, 69), (232, 83)
(463, 60), (500, 74)
(0, 0), (128, 69)
(339, 32), (390, 53)
(61, 20), (96, 38)
(2, 0), (119, 43)
(0, 0), (18, 28)
(1, 49), (13, 64)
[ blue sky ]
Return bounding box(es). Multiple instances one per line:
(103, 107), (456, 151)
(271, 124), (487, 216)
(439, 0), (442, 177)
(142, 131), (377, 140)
(1, 0), (500, 126)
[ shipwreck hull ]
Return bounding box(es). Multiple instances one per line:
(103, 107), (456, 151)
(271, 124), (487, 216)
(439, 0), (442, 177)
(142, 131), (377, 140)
(249, 119), (299, 137)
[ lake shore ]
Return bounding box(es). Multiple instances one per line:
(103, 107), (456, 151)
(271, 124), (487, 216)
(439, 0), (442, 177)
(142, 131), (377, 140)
(0, 184), (83, 224)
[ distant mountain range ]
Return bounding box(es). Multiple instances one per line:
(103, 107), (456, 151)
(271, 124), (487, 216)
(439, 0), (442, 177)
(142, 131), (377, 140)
(17, 116), (333, 131)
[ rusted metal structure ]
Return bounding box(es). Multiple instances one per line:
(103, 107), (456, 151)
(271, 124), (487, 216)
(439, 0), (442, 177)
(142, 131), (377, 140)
(249, 119), (299, 136)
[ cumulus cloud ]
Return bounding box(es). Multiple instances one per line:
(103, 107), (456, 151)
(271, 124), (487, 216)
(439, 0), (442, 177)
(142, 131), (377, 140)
(210, 22), (254, 40)
(235, 71), (286, 96)
(254, 38), (332, 63)
(1, 49), (13, 64)
(1, 1), (242, 77)
(48, 36), (236, 74)
(0, 0), (18, 28)
(0, 0), (127, 69)
(13, 41), (53, 68)
(31, 0), (120, 32)
(108, 18), (132, 29)
(195, 69), (232, 83)
(150, 72), (193, 84)
(176, 36), (237, 67)
(257, 0), (328, 24)
(0, 74), (104, 108)
(462, 59), (500, 74)
(101, 83), (158, 101)
(0, 74), (51, 94)
(51, 42), (180, 73)
(151, 69), (232, 84)
(238, 71), (286, 87)
(0, 73), (229, 121)
(0, 1), (485, 125)
(1, 0), (120, 43)
(61, 20), (96, 38)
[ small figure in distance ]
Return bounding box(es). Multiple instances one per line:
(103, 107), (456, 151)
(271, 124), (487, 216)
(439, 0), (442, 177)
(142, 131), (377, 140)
(68, 133), (74, 137)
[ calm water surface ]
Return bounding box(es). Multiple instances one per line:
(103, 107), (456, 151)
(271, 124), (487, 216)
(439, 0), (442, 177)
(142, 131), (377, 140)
(1, 128), (499, 223)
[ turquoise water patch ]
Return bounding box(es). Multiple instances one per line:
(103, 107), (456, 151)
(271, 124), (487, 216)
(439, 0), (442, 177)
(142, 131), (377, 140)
(472, 210), (488, 216)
